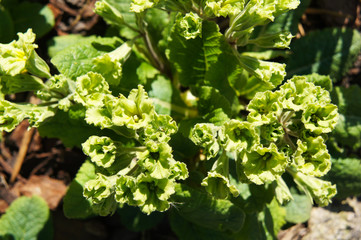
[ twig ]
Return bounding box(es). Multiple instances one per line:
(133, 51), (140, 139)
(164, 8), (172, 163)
(10, 128), (35, 183)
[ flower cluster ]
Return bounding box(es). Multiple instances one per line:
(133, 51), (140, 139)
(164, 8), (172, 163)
(191, 76), (338, 206)
(74, 73), (188, 215)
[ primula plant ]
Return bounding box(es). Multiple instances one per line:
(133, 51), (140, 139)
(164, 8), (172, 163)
(0, 0), (341, 238)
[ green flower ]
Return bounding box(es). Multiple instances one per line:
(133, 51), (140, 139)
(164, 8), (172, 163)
(179, 12), (202, 40)
(137, 142), (173, 179)
(247, 90), (283, 123)
(205, 0), (245, 18)
(302, 103), (338, 135)
(279, 78), (331, 111)
(112, 85), (155, 130)
(293, 137), (331, 177)
(219, 120), (259, 153)
(83, 174), (118, 216)
(133, 173), (176, 214)
(239, 143), (288, 185)
(115, 175), (138, 205)
(130, 0), (159, 12)
(92, 42), (132, 86)
(82, 136), (118, 168)
(74, 72), (111, 107)
(0, 29), (50, 78)
(290, 170), (336, 206)
(201, 152), (239, 198)
(190, 123), (221, 159)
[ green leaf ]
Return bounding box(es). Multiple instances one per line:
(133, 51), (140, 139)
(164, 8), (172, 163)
(168, 19), (222, 87)
(37, 106), (121, 148)
(51, 37), (122, 80)
(323, 158), (361, 199)
(0, 196), (52, 240)
(266, 199), (286, 236)
(0, 5), (14, 43)
(284, 189), (312, 223)
(63, 161), (96, 219)
(286, 28), (361, 82)
(47, 35), (97, 58)
(118, 205), (165, 232)
(169, 211), (234, 240)
(196, 86), (231, 124)
(10, 2), (54, 38)
(233, 213), (267, 240)
(330, 85), (361, 151)
(171, 184), (245, 233)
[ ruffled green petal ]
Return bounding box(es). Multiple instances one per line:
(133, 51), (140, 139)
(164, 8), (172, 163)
(112, 85), (155, 130)
(92, 42), (132, 86)
(133, 174), (175, 214)
(190, 123), (220, 159)
(74, 72), (111, 107)
(302, 103), (338, 134)
(0, 29), (50, 78)
(115, 175), (138, 205)
(236, 55), (286, 87)
(240, 143), (288, 185)
(130, 0), (159, 12)
(247, 90), (283, 122)
(248, 31), (293, 49)
(274, 177), (293, 204)
(83, 173), (118, 216)
(290, 170), (337, 206)
(178, 12), (202, 40)
(82, 136), (118, 168)
(205, 0), (245, 17)
(293, 137), (331, 177)
(84, 174), (115, 203)
(219, 119), (259, 153)
(201, 152), (239, 198)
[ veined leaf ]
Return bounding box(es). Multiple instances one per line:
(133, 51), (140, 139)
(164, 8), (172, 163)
(0, 196), (52, 240)
(63, 161), (97, 219)
(168, 19), (223, 87)
(284, 189), (312, 223)
(51, 37), (122, 80)
(47, 35), (97, 58)
(330, 85), (361, 151)
(170, 184), (245, 233)
(324, 158), (361, 199)
(286, 28), (361, 82)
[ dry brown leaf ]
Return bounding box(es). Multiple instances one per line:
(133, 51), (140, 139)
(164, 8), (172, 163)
(12, 175), (67, 210)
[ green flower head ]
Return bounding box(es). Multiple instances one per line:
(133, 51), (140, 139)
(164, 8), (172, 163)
(219, 120), (259, 153)
(133, 173), (176, 214)
(293, 136), (331, 177)
(82, 136), (118, 169)
(239, 143), (288, 185)
(190, 123), (220, 159)
(179, 12), (202, 40)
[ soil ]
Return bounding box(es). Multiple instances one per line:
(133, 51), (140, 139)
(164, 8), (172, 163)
(1, 0), (361, 239)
